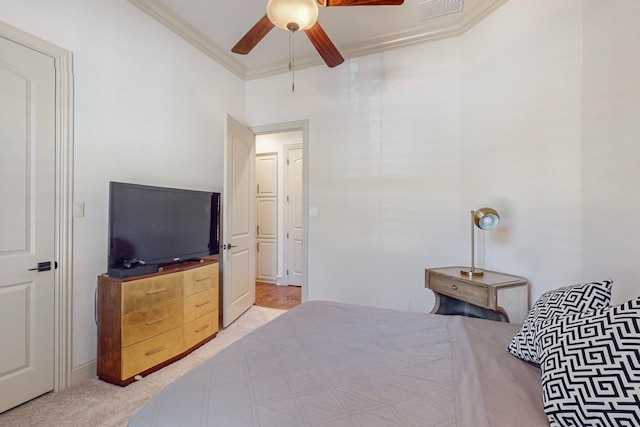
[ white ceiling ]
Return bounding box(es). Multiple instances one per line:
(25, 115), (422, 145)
(128, 0), (507, 80)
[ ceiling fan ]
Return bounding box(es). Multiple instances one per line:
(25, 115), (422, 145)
(231, 0), (405, 68)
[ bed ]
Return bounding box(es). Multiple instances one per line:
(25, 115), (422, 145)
(129, 277), (640, 426)
(128, 300), (548, 426)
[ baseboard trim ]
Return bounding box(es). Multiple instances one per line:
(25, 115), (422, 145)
(71, 360), (96, 387)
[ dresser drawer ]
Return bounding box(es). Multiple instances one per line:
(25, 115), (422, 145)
(121, 300), (184, 347)
(122, 274), (183, 315)
(183, 263), (218, 296)
(121, 327), (183, 379)
(184, 311), (218, 349)
(183, 288), (217, 324)
(429, 274), (489, 308)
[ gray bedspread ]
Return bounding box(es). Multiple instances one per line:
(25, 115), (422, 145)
(128, 301), (547, 426)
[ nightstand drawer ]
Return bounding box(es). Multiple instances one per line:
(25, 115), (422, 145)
(429, 274), (489, 308)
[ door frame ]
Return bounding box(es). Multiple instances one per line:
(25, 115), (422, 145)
(1, 22), (74, 392)
(250, 120), (308, 302)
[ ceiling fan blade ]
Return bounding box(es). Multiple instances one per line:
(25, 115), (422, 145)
(231, 15), (275, 55)
(304, 22), (344, 68)
(318, 0), (403, 6)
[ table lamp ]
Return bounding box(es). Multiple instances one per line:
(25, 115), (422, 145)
(461, 207), (500, 277)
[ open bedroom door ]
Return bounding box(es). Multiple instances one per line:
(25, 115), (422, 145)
(222, 115), (256, 327)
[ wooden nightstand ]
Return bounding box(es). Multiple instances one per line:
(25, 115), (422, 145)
(425, 267), (529, 323)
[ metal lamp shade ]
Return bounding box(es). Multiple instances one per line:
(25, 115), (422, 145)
(474, 208), (500, 230)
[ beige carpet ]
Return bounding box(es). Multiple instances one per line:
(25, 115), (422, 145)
(0, 306), (286, 427)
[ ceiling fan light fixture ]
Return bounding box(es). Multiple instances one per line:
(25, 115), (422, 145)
(266, 0), (319, 31)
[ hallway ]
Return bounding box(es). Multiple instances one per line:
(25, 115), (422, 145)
(254, 282), (301, 310)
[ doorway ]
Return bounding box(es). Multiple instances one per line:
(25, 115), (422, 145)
(252, 121), (308, 304)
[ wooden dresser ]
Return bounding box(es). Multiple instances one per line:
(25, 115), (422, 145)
(97, 259), (219, 386)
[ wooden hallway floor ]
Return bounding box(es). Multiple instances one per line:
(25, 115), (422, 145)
(255, 282), (301, 310)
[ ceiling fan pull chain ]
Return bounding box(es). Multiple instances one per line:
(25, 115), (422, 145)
(289, 28), (295, 92)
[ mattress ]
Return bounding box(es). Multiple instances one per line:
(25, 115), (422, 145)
(128, 301), (547, 426)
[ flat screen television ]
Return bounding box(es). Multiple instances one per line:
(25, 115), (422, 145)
(108, 182), (220, 276)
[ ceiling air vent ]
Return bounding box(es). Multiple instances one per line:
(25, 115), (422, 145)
(418, 0), (464, 21)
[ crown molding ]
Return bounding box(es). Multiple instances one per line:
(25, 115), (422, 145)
(128, 0), (247, 79)
(341, 0), (508, 58)
(128, 0), (508, 81)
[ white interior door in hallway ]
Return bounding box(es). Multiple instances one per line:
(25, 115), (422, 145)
(0, 35), (56, 413)
(256, 153), (278, 283)
(284, 145), (303, 286)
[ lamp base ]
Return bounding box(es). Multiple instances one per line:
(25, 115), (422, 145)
(460, 268), (484, 277)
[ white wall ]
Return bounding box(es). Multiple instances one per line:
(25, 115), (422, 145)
(247, 0), (640, 311)
(582, 0), (640, 304)
(0, 0), (244, 371)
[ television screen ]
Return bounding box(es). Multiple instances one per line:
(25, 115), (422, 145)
(108, 182), (220, 269)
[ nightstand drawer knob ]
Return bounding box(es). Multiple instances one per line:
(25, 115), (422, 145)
(452, 285), (458, 290)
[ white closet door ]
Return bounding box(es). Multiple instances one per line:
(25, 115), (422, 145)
(256, 154), (278, 197)
(256, 239), (278, 282)
(256, 198), (277, 239)
(255, 153), (278, 283)
(0, 36), (56, 413)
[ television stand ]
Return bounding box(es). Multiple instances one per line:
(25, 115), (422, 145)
(97, 259), (219, 386)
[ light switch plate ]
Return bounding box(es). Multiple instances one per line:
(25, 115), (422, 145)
(73, 201), (85, 217)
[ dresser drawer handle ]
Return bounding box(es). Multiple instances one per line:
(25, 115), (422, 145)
(145, 317), (167, 325)
(145, 346), (167, 356)
(195, 277), (210, 282)
(452, 285), (458, 290)
(145, 288), (168, 295)
(195, 324), (210, 333)
(195, 301), (210, 308)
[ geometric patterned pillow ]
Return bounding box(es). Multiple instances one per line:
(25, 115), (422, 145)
(507, 280), (613, 364)
(533, 297), (640, 427)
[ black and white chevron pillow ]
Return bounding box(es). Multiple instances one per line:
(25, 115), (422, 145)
(506, 280), (612, 364)
(534, 297), (640, 427)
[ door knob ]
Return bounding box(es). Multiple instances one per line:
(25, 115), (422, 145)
(28, 261), (54, 272)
